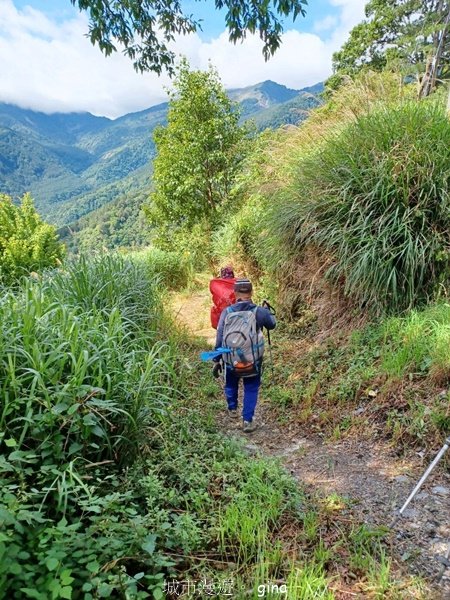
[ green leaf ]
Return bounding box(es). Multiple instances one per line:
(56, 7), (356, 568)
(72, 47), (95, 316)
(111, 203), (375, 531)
(60, 586), (72, 599)
(86, 561), (100, 573)
(98, 583), (113, 598)
(60, 570), (74, 586)
(141, 534), (157, 555)
(153, 589), (163, 600)
(68, 442), (83, 456)
(4, 439), (16, 447)
(10, 562), (22, 575)
(19, 588), (44, 599)
(46, 557), (59, 571)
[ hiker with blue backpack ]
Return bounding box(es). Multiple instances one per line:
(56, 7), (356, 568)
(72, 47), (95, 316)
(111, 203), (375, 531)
(212, 279), (276, 433)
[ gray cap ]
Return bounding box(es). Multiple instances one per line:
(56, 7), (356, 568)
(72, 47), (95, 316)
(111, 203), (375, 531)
(234, 278), (253, 294)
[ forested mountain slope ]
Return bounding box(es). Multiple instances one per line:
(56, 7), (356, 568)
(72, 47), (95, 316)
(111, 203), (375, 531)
(0, 81), (322, 228)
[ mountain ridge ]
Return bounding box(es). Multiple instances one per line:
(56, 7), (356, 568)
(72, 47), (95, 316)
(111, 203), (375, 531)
(0, 80), (323, 228)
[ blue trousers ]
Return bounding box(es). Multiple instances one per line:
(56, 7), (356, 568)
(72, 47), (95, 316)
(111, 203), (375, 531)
(224, 368), (261, 422)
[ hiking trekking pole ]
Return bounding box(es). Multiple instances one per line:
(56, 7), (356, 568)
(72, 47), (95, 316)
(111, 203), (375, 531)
(262, 300), (276, 376)
(390, 435), (450, 528)
(265, 328), (274, 376)
(262, 300), (276, 316)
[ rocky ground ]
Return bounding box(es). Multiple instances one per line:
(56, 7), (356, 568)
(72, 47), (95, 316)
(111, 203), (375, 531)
(218, 399), (450, 599)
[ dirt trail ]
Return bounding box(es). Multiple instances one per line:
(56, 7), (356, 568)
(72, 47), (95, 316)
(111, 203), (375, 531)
(171, 287), (450, 598)
(171, 288), (216, 346)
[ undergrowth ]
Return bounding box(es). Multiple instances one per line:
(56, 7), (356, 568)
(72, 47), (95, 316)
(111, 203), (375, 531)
(0, 255), (430, 598)
(176, 350), (428, 599)
(269, 302), (450, 451)
(129, 246), (194, 290)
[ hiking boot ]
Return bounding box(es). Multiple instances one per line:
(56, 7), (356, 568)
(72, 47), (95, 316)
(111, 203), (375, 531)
(243, 420), (257, 433)
(228, 409), (238, 419)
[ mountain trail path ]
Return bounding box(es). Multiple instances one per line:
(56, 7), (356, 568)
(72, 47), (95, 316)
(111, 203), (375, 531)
(170, 286), (450, 599)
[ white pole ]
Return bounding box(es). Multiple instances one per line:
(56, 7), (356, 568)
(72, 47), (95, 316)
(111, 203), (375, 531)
(390, 436), (450, 527)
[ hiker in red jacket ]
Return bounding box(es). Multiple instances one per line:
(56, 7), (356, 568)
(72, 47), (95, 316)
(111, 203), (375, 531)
(209, 266), (236, 329)
(212, 279), (276, 433)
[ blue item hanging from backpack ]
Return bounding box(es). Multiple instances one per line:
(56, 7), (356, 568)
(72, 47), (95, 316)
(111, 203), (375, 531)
(200, 348), (231, 361)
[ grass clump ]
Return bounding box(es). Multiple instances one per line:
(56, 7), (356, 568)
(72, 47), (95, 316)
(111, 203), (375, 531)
(0, 255), (180, 598)
(0, 255), (174, 468)
(131, 246), (194, 290)
(382, 302), (450, 381)
(271, 100), (450, 313)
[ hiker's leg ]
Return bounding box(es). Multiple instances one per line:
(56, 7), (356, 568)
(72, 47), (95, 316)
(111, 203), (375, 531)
(242, 372), (261, 422)
(224, 368), (239, 411)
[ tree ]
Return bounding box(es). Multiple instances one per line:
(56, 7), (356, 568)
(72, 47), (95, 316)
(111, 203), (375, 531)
(0, 194), (65, 284)
(70, 0), (307, 73)
(326, 0), (450, 94)
(149, 61), (250, 237)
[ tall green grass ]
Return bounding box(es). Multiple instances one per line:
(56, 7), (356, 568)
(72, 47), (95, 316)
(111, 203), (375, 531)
(270, 101), (450, 312)
(0, 255), (181, 597)
(382, 302), (450, 380)
(130, 246), (194, 290)
(1, 255), (176, 470)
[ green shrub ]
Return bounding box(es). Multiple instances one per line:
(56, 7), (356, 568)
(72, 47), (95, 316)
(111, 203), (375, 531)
(213, 197), (266, 269)
(382, 302), (450, 380)
(271, 100), (450, 312)
(0, 254), (185, 597)
(0, 254), (176, 469)
(132, 247), (194, 290)
(0, 193), (65, 284)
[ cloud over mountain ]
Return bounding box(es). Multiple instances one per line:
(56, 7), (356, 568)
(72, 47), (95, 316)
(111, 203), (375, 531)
(0, 0), (366, 118)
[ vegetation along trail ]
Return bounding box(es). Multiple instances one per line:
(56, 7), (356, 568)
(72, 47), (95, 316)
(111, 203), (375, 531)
(172, 283), (450, 598)
(2, 0), (450, 596)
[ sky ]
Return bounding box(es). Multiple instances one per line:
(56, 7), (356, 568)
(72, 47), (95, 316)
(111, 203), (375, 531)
(0, 0), (367, 118)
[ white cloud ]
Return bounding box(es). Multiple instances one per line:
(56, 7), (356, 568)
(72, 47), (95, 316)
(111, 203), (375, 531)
(328, 0), (367, 46)
(313, 15), (338, 33)
(0, 0), (367, 118)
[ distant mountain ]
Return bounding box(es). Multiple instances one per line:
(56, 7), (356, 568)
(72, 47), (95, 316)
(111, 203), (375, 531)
(58, 188), (151, 253)
(0, 127), (92, 201)
(229, 80), (301, 117)
(0, 102), (110, 144)
(251, 92), (321, 130)
(0, 101), (166, 223)
(299, 82), (325, 96)
(0, 80), (322, 234)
